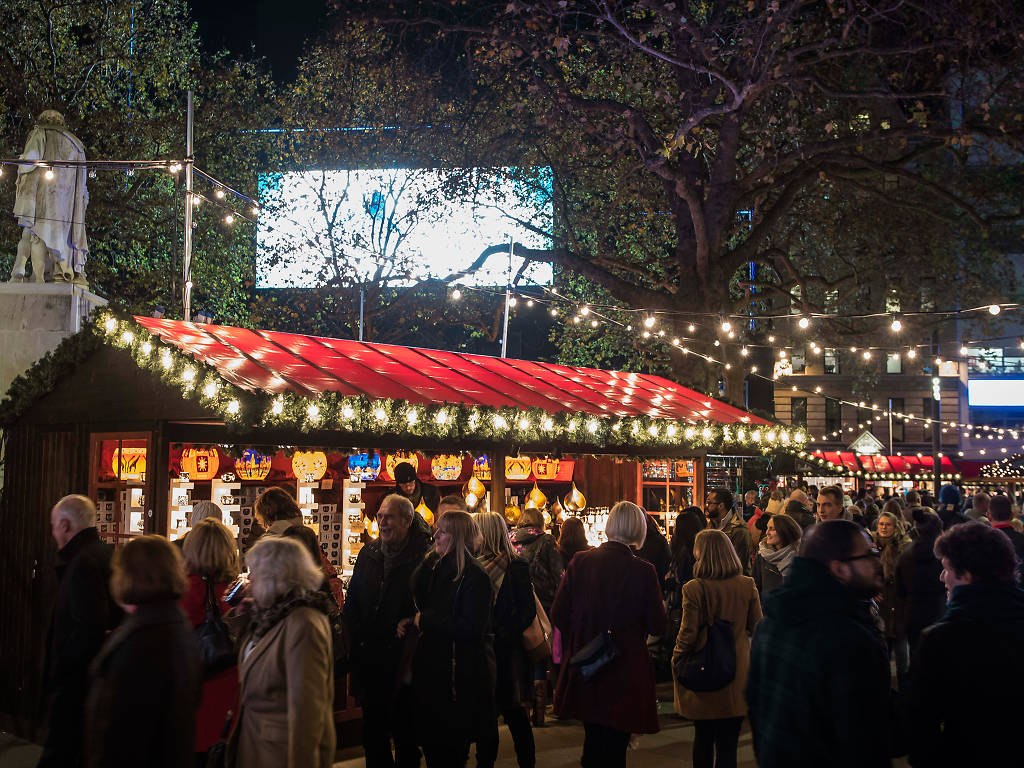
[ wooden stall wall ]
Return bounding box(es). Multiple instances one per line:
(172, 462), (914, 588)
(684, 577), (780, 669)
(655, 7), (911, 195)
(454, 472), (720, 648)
(0, 423), (89, 735)
(573, 455), (640, 508)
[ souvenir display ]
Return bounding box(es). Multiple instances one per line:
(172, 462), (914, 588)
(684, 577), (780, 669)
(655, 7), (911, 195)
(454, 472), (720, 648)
(504, 456), (532, 481)
(531, 456), (559, 481)
(347, 452), (382, 482)
(431, 453), (463, 481)
(180, 447), (220, 481)
(473, 454), (491, 480)
(235, 449), (272, 481)
(384, 452), (419, 480)
(291, 450), (328, 482)
(112, 446), (147, 481)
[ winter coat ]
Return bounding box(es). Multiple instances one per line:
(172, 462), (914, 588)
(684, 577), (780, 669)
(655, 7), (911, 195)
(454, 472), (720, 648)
(411, 551), (496, 741)
(551, 541), (667, 734)
(715, 514), (752, 576)
(935, 504), (968, 530)
(342, 526), (431, 698)
(908, 583), (1024, 767)
(635, 513), (673, 581)
(746, 557), (892, 768)
(490, 557), (536, 708)
(673, 575), (762, 720)
(992, 523), (1024, 584)
(752, 544), (796, 606)
(873, 531), (911, 639)
(42, 526), (119, 764)
(894, 540), (945, 647)
(84, 600), (201, 768)
(229, 605), (336, 768)
(180, 574), (239, 752)
(511, 526), (564, 612)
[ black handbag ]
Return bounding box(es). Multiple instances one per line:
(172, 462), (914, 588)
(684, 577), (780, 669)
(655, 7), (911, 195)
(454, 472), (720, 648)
(196, 576), (236, 680)
(204, 707), (234, 768)
(568, 567), (629, 681)
(673, 581), (737, 692)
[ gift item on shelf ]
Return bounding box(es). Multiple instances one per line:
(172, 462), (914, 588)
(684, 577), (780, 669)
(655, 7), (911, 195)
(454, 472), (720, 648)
(210, 477), (241, 536)
(168, 478), (193, 540)
(296, 480), (320, 535)
(341, 478), (366, 576)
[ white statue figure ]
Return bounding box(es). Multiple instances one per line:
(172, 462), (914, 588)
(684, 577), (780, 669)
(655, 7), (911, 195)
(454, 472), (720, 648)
(9, 110), (89, 285)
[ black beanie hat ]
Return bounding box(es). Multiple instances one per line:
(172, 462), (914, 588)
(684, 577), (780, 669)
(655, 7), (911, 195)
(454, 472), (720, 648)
(394, 462), (417, 484)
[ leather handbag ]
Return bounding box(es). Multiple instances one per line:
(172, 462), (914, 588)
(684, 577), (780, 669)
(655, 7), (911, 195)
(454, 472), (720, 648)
(673, 581), (737, 692)
(568, 570), (629, 681)
(522, 590), (553, 663)
(196, 576), (236, 679)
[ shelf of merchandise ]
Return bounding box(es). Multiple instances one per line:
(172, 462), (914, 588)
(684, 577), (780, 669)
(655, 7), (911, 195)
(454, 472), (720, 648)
(210, 478), (241, 537)
(168, 478), (194, 540)
(341, 479), (366, 578)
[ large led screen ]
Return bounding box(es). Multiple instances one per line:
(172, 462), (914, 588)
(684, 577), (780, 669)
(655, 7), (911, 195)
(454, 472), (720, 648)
(256, 167), (554, 289)
(967, 379), (1024, 407)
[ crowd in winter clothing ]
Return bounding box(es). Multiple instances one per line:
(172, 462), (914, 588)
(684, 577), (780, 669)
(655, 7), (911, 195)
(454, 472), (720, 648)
(35, 476), (1024, 768)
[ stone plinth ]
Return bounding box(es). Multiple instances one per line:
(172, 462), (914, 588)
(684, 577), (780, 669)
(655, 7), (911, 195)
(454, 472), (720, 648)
(0, 283), (107, 397)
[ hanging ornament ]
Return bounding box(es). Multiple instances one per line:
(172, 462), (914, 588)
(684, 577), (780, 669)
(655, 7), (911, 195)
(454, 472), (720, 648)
(430, 454), (463, 481)
(384, 452), (419, 481)
(291, 450), (327, 482)
(347, 452), (381, 482)
(473, 455), (491, 480)
(504, 504), (522, 526)
(181, 447), (220, 481)
(531, 457), (560, 481)
(505, 456), (532, 481)
(467, 475), (487, 498)
(416, 498), (435, 527)
(235, 449), (272, 481)
(112, 446), (147, 481)
(563, 483), (587, 512)
(528, 483), (547, 509)
(549, 496), (565, 521)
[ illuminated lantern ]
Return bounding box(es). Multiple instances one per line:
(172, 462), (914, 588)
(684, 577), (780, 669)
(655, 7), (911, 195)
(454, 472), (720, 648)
(235, 449), (272, 481)
(563, 483), (587, 512)
(181, 448), (220, 481)
(531, 457), (560, 481)
(504, 456), (532, 481)
(550, 496), (564, 522)
(504, 504), (522, 526)
(473, 455), (491, 480)
(347, 452), (381, 482)
(467, 475), (486, 498)
(291, 450), (327, 482)
(431, 454), (463, 481)
(112, 447), (147, 481)
(528, 483), (547, 509)
(364, 516), (379, 539)
(542, 509), (552, 526)
(416, 498), (435, 528)
(384, 452), (419, 481)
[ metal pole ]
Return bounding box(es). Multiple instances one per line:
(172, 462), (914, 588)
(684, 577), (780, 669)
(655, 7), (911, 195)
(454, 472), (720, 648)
(932, 377), (942, 497)
(500, 239), (513, 358)
(888, 397), (894, 456)
(358, 288), (364, 341)
(182, 91), (194, 321)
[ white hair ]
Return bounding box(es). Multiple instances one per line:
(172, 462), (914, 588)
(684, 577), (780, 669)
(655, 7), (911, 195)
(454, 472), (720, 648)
(605, 501), (647, 548)
(246, 536), (323, 608)
(52, 494), (96, 531)
(380, 493), (414, 521)
(190, 500), (222, 525)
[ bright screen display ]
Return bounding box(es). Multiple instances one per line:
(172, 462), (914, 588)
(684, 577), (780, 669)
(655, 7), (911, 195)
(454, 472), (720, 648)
(967, 379), (1024, 407)
(256, 167), (554, 289)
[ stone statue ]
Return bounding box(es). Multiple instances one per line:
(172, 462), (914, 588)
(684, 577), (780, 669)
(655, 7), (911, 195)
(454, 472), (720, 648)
(9, 110), (89, 285)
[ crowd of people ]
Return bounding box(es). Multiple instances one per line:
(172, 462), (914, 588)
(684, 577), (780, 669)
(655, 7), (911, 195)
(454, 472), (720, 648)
(35, 476), (1024, 768)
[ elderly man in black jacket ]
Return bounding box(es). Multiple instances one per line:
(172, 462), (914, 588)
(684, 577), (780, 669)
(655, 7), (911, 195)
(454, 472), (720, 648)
(746, 520), (892, 768)
(39, 494), (119, 768)
(343, 493), (431, 768)
(908, 522), (1024, 767)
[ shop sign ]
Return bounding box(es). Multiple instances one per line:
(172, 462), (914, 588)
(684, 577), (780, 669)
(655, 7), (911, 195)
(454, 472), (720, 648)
(347, 452), (381, 482)
(292, 450), (328, 482)
(531, 457), (560, 481)
(431, 454), (463, 481)
(848, 430), (885, 456)
(181, 448), (220, 481)
(473, 455), (491, 480)
(384, 452), (419, 481)
(112, 447), (147, 481)
(235, 449), (272, 481)
(505, 456), (532, 481)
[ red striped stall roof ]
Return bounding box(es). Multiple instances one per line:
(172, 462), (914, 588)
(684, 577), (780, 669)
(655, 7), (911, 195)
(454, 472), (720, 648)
(809, 451), (960, 475)
(134, 317), (770, 425)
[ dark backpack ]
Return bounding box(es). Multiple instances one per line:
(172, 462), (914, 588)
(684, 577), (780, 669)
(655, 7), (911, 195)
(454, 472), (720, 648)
(195, 576), (236, 679)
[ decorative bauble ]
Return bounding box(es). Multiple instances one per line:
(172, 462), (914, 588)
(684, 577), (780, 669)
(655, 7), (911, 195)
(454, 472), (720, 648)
(385, 452), (419, 481)
(416, 498), (435, 527)
(542, 509), (552, 526)
(431, 454), (463, 481)
(235, 449), (272, 481)
(505, 456), (532, 481)
(524, 497), (539, 510)
(364, 517), (379, 539)
(467, 475), (487, 498)
(181, 448), (219, 481)
(473, 455), (491, 480)
(504, 504), (522, 526)
(465, 491), (480, 509)
(347, 452), (381, 482)
(112, 446), (147, 481)
(563, 483), (587, 512)
(292, 450), (327, 482)
(531, 457), (560, 481)
(550, 496), (565, 522)
(528, 483), (547, 509)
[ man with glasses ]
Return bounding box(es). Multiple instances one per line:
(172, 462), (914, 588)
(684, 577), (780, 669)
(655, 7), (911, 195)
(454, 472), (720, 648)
(705, 488), (752, 575)
(746, 520), (892, 767)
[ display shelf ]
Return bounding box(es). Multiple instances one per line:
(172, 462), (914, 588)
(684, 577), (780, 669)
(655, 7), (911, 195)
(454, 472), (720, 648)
(341, 479), (366, 576)
(168, 479), (193, 540)
(210, 478), (242, 536)
(297, 480), (320, 536)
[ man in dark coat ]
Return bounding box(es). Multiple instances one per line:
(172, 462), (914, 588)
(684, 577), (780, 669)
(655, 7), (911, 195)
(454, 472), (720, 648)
(908, 522), (1024, 767)
(746, 520), (892, 768)
(705, 488), (752, 575)
(635, 511), (672, 581)
(988, 494), (1024, 583)
(343, 493), (431, 768)
(39, 495), (119, 768)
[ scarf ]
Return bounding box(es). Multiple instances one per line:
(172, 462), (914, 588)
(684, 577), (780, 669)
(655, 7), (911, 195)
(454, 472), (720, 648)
(758, 540), (796, 576)
(875, 533), (903, 582)
(477, 552), (509, 599)
(250, 588), (335, 641)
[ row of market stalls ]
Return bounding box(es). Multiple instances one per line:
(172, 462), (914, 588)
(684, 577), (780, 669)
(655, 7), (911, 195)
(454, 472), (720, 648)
(0, 311), (805, 727)
(786, 448), (963, 496)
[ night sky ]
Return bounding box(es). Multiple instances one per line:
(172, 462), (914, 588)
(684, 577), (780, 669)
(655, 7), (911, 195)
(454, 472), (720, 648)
(188, 0), (330, 81)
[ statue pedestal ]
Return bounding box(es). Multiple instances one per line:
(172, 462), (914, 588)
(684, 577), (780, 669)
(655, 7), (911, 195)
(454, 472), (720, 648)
(0, 283), (107, 398)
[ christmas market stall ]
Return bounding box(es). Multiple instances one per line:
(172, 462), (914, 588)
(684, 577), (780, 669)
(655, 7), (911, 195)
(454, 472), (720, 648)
(0, 311), (803, 729)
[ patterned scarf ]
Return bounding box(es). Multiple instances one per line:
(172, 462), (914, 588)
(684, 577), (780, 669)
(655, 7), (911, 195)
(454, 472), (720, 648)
(477, 552), (509, 599)
(250, 588), (335, 641)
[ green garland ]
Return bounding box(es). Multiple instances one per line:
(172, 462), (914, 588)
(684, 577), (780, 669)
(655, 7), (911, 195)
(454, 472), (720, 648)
(797, 450), (961, 481)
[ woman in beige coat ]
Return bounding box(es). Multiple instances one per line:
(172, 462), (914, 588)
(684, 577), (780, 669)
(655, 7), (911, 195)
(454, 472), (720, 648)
(228, 536), (336, 768)
(673, 529), (762, 768)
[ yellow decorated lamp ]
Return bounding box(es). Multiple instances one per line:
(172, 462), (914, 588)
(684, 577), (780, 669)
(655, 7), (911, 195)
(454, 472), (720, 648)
(467, 475), (486, 497)
(563, 483), (587, 512)
(416, 498), (435, 528)
(504, 504), (522, 526)
(528, 482), (547, 509)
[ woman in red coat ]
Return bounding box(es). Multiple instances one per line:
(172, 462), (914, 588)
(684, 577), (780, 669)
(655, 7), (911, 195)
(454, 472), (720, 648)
(180, 517), (240, 765)
(551, 501), (667, 767)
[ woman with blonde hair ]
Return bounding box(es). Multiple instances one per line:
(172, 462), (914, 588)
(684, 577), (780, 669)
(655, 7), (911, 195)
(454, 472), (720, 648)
(180, 518), (240, 765)
(873, 509), (912, 688)
(406, 510), (494, 766)
(474, 512), (537, 768)
(229, 537), (335, 768)
(673, 528), (762, 768)
(551, 501), (667, 766)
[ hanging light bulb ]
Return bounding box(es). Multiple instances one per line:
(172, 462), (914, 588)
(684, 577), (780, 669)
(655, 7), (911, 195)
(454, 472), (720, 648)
(451, 288), (462, 300)
(687, 323), (695, 333)
(890, 316), (903, 332)
(740, 347), (749, 356)
(720, 318), (732, 332)
(798, 316), (810, 329)
(251, 206), (259, 216)
(550, 308), (558, 317)
(862, 350), (871, 360)
(959, 346), (969, 356)
(644, 315), (656, 328)
(43, 167), (55, 180)
(590, 319), (598, 328)
(224, 214), (234, 224)
(580, 305), (590, 316)
(907, 348), (917, 359)
(526, 299), (534, 307)
(215, 189), (225, 199)
(767, 335), (775, 343)
(989, 304), (1001, 315)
